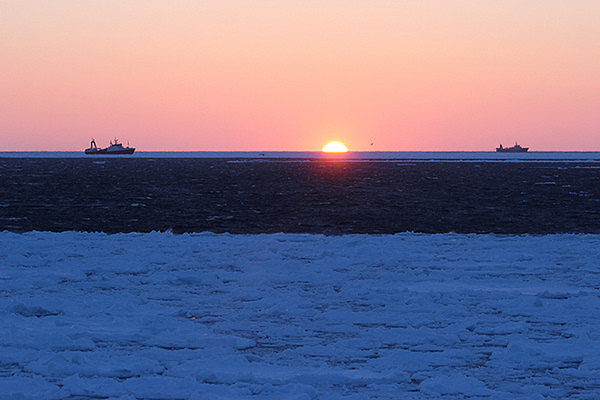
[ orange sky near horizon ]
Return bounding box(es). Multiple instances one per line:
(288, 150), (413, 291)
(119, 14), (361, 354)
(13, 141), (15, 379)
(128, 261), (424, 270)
(1, 1), (600, 151)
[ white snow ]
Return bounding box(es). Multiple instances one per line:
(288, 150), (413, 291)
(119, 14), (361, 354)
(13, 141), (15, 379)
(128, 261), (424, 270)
(1, 231), (600, 399)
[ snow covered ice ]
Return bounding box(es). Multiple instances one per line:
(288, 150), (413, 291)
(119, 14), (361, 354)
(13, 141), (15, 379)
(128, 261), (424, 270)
(1, 231), (600, 399)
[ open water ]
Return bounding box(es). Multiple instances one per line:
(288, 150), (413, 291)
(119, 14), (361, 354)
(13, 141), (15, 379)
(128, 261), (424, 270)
(1, 155), (600, 234)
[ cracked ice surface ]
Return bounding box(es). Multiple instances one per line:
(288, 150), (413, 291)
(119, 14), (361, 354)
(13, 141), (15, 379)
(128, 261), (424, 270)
(1, 232), (600, 399)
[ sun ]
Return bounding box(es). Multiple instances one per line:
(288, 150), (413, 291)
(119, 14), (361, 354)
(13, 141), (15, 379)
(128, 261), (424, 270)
(322, 141), (348, 153)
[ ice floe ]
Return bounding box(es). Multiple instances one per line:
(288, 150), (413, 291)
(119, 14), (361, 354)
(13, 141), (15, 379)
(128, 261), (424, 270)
(1, 232), (599, 399)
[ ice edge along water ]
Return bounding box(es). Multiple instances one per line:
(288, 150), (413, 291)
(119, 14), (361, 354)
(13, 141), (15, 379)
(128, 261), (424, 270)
(2, 151), (600, 161)
(1, 231), (600, 399)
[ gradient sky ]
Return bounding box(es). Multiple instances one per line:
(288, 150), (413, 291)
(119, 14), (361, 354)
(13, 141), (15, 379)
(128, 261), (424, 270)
(2, 1), (600, 151)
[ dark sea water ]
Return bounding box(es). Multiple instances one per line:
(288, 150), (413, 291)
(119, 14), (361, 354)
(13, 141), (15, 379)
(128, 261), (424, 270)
(1, 157), (600, 234)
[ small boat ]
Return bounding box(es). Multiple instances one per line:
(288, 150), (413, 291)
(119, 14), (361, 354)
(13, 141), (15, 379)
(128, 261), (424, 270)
(85, 139), (135, 155)
(496, 142), (529, 153)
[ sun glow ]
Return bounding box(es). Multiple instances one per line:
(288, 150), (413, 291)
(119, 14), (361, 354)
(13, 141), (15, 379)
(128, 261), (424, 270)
(322, 141), (348, 153)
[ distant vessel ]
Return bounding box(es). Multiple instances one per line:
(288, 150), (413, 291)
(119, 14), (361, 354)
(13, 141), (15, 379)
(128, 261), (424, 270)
(496, 142), (529, 153)
(85, 139), (135, 155)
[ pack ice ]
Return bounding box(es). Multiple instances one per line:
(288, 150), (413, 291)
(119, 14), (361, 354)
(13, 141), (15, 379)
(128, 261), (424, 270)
(1, 232), (600, 399)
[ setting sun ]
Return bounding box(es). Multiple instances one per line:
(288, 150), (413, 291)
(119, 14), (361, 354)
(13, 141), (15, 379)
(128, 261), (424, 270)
(322, 141), (348, 153)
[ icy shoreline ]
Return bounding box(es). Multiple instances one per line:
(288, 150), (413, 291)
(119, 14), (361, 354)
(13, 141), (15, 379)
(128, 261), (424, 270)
(1, 232), (600, 399)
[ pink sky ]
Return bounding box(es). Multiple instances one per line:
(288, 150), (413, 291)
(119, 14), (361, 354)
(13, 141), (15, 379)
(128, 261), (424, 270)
(2, 1), (599, 151)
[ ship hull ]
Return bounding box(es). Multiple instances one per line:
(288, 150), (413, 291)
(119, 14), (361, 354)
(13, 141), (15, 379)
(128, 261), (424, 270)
(85, 148), (135, 155)
(496, 148), (528, 153)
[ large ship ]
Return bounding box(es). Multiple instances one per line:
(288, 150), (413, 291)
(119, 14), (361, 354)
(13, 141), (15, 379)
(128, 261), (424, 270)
(496, 142), (528, 153)
(85, 139), (135, 155)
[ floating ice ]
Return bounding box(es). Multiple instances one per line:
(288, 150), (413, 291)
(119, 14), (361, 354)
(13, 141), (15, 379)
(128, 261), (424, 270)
(1, 231), (599, 398)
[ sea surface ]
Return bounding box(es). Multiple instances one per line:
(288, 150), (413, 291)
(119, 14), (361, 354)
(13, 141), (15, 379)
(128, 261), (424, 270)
(1, 152), (600, 234)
